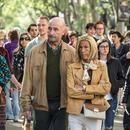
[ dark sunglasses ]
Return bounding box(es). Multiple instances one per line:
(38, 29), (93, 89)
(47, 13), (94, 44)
(20, 37), (30, 41)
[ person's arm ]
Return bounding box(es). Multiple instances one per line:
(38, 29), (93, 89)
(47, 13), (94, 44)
(24, 40), (34, 57)
(83, 63), (111, 95)
(20, 51), (33, 113)
(119, 44), (129, 64)
(5, 49), (22, 89)
(0, 56), (11, 89)
(122, 69), (130, 104)
(11, 74), (22, 89)
(116, 60), (125, 88)
(0, 86), (2, 94)
(5, 49), (12, 72)
(67, 64), (94, 99)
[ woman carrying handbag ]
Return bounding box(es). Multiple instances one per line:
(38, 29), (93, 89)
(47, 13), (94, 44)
(67, 35), (111, 130)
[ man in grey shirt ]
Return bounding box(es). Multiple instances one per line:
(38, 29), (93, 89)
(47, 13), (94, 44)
(25, 16), (49, 57)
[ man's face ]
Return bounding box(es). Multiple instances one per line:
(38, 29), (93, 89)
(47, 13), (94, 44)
(29, 26), (38, 38)
(111, 34), (121, 44)
(37, 19), (49, 36)
(48, 20), (64, 44)
(96, 24), (105, 36)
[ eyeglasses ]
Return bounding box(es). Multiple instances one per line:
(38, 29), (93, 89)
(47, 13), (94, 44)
(96, 28), (104, 30)
(20, 37), (30, 41)
(99, 45), (109, 49)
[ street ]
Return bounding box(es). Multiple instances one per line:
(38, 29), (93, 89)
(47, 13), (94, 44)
(6, 120), (123, 130)
(6, 113), (123, 130)
(6, 106), (124, 130)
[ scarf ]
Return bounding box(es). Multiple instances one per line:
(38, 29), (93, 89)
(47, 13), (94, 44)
(82, 61), (97, 81)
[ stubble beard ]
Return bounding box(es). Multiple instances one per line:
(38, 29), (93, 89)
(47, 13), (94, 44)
(48, 35), (57, 43)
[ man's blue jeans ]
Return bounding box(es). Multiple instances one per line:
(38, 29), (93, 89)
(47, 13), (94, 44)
(5, 82), (20, 120)
(105, 97), (117, 129)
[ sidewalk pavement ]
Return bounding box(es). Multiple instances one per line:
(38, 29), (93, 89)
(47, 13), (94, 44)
(6, 105), (124, 130)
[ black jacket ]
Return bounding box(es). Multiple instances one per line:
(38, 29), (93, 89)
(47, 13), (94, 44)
(107, 58), (125, 98)
(122, 67), (130, 103)
(111, 43), (130, 75)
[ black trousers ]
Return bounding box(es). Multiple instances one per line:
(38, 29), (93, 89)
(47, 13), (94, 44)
(0, 126), (5, 130)
(123, 107), (130, 130)
(33, 100), (68, 130)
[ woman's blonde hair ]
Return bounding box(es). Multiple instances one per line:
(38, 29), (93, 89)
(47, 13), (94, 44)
(77, 35), (98, 61)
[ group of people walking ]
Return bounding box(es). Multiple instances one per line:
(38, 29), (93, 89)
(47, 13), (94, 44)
(0, 16), (130, 130)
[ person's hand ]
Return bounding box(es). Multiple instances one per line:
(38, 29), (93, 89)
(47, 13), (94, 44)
(93, 59), (100, 64)
(10, 87), (17, 92)
(22, 111), (31, 119)
(121, 103), (127, 109)
(99, 80), (105, 84)
(126, 51), (130, 59)
(75, 85), (84, 91)
(15, 82), (22, 90)
(0, 86), (2, 94)
(11, 74), (22, 90)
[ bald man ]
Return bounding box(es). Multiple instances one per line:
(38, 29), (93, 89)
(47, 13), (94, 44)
(21, 17), (76, 130)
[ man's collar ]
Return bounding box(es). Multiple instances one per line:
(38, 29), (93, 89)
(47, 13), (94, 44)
(47, 41), (61, 51)
(39, 40), (69, 53)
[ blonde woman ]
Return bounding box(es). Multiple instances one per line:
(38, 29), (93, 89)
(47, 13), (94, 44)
(67, 35), (111, 130)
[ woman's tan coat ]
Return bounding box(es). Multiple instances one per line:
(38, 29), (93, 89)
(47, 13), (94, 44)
(67, 61), (111, 115)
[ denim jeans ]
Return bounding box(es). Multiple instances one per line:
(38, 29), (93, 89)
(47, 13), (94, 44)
(5, 82), (20, 120)
(105, 97), (117, 129)
(69, 114), (102, 130)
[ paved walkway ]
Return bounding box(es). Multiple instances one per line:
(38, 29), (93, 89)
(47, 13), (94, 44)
(6, 106), (124, 130)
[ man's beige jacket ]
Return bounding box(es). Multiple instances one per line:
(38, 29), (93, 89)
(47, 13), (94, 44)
(20, 41), (76, 112)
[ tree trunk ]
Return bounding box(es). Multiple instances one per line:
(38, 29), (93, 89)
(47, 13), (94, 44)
(88, 0), (100, 22)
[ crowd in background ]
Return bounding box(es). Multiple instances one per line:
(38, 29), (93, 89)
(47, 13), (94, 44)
(0, 16), (130, 130)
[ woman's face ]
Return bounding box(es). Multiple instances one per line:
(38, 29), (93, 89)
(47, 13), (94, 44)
(87, 27), (95, 36)
(20, 35), (30, 48)
(99, 42), (109, 56)
(79, 40), (91, 62)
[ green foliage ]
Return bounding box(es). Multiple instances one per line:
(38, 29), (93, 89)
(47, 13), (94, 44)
(0, 0), (117, 33)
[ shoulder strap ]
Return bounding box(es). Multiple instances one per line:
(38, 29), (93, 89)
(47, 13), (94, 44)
(126, 66), (130, 79)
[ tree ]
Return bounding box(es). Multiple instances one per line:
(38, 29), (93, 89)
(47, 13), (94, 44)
(0, 0), (119, 33)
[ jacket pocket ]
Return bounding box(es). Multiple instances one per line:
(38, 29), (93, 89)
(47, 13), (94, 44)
(32, 65), (42, 99)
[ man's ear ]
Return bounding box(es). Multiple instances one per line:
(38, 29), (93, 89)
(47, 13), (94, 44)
(63, 26), (69, 35)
